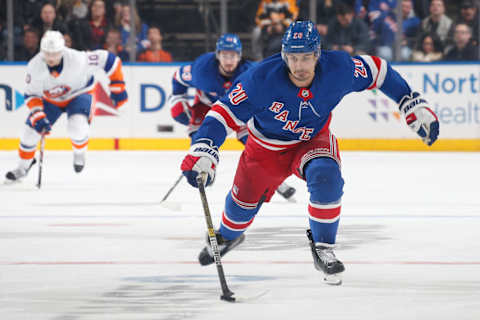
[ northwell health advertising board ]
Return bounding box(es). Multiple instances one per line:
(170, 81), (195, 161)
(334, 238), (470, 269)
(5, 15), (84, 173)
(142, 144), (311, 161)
(0, 62), (479, 142)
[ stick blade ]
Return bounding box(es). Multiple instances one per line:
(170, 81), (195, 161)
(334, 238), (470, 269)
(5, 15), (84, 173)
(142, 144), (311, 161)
(220, 294), (236, 303)
(231, 290), (270, 303)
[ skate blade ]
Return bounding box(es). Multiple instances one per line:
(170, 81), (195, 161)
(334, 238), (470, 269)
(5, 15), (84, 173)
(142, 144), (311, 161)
(323, 274), (342, 286)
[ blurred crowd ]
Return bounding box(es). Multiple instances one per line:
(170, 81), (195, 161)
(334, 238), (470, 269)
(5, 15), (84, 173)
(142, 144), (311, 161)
(1, 0), (479, 63)
(254, 0), (479, 62)
(0, 0), (172, 62)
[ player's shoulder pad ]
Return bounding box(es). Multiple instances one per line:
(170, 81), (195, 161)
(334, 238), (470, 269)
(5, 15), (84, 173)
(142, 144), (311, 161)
(27, 52), (44, 70)
(64, 47), (84, 58)
(246, 53), (284, 84)
(191, 52), (217, 77)
(318, 50), (355, 82)
(239, 59), (257, 71)
(319, 50), (353, 73)
(227, 54), (282, 104)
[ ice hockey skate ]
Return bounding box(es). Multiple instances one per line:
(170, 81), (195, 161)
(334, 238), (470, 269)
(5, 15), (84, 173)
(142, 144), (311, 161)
(198, 231), (245, 266)
(306, 229), (344, 285)
(73, 152), (85, 173)
(5, 158), (37, 184)
(276, 182), (296, 201)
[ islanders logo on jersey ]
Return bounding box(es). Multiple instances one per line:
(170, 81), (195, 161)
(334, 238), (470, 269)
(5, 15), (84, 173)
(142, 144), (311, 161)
(43, 85), (71, 99)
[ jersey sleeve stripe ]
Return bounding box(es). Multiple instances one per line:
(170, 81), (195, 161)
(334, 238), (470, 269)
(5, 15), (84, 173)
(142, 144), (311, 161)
(167, 94), (189, 107)
(247, 118), (301, 151)
(103, 52), (117, 74)
(206, 110), (234, 135)
(196, 89), (214, 105)
(210, 101), (245, 129)
(173, 69), (189, 87)
(107, 58), (123, 81)
(360, 55), (387, 89)
(374, 56), (387, 88)
(359, 55), (378, 88)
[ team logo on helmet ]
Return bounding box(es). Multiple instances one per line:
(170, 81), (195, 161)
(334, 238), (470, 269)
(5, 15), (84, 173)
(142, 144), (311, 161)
(216, 33), (242, 55)
(281, 20), (321, 62)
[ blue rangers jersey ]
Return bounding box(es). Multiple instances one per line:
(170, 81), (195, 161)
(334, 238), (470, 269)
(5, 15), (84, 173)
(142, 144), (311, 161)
(192, 51), (412, 150)
(172, 52), (255, 105)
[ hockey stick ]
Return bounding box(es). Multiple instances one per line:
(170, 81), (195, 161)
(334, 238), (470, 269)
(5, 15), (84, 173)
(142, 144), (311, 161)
(160, 173), (184, 203)
(196, 172), (236, 302)
(36, 134), (46, 189)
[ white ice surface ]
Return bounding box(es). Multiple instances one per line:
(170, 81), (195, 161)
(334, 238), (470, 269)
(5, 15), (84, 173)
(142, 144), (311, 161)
(0, 150), (479, 320)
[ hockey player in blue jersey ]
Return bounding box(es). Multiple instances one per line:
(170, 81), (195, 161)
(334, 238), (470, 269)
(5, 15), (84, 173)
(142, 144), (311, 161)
(169, 33), (252, 140)
(169, 33), (296, 200)
(181, 21), (439, 285)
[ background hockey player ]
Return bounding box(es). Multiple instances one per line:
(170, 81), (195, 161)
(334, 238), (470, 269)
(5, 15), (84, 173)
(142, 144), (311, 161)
(169, 33), (296, 200)
(5, 30), (128, 183)
(180, 21), (439, 285)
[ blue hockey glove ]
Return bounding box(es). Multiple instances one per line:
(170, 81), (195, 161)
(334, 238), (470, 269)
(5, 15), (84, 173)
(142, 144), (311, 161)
(110, 90), (128, 108)
(399, 92), (439, 146)
(28, 108), (52, 134)
(109, 80), (128, 108)
(181, 138), (219, 188)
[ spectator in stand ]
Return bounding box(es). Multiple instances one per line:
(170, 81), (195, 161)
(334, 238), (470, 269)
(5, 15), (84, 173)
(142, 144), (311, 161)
(325, 3), (371, 55)
(88, 0), (110, 50)
(14, 28), (40, 61)
(65, 1), (92, 50)
(57, 0), (89, 21)
(31, 2), (68, 38)
(411, 32), (443, 62)
(112, 1), (125, 28)
(63, 32), (74, 48)
(0, 1), (32, 49)
(444, 23), (479, 61)
(452, 0), (479, 46)
(419, 0), (453, 48)
(298, 0), (336, 37)
(413, 0), (431, 20)
(261, 11), (288, 58)
(251, 0), (299, 60)
(104, 28), (129, 62)
(18, 0), (46, 30)
(402, 0), (422, 49)
(374, 0), (421, 61)
(0, 7), (6, 60)
(137, 26), (172, 62)
(368, 0), (398, 60)
(117, 4), (149, 56)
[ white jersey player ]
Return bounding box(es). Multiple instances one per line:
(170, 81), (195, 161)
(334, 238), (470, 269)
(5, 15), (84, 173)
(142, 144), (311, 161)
(5, 30), (128, 182)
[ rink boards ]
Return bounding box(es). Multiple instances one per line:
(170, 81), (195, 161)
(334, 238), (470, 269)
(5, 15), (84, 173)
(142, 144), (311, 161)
(0, 61), (479, 151)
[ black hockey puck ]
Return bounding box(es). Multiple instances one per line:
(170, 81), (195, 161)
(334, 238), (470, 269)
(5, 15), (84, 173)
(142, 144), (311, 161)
(156, 124), (174, 132)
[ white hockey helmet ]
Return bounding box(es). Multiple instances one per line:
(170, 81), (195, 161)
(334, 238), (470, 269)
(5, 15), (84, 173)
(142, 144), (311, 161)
(40, 30), (65, 53)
